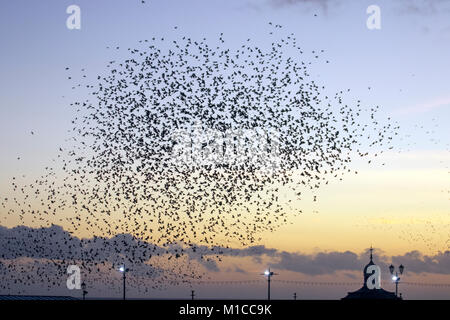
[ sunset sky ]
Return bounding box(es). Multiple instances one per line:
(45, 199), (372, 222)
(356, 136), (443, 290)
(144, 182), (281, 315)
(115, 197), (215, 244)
(0, 0), (449, 299)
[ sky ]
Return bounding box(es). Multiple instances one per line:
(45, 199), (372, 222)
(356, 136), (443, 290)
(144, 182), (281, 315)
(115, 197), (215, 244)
(0, 0), (449, 299)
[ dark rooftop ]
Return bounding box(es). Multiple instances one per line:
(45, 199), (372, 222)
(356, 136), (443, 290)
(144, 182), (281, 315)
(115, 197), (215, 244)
(0, 295), (79, 301)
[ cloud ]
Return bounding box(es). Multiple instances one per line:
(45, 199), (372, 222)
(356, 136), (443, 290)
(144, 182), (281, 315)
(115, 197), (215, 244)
(233, 266), (248, 274)
(206, 246), (450, 276)
(199, 244), (450, 276)
(394, 97), (450, 115)
(0, 224), (166, 263)
(269, 0), (338, 14)
(271, 250), (360, 275)
(392, 250), (450, 274)
(0, 225), (275, 277)
(394, 0), (450, 16)
(342, 271), (358, 280)
(1, 224), (450, 278)
(271, 0), (332, 7)
(267, 0), (450, 17)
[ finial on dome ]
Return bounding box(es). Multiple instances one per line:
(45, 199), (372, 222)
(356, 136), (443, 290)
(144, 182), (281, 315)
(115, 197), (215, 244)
(369, 245), (373, 262)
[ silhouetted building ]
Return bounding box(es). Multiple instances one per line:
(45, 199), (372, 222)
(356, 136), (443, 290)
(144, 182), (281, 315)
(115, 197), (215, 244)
(342, 248), (400, 300)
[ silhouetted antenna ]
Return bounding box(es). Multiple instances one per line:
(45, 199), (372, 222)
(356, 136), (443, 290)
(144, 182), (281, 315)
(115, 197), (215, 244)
(293, 292), (297, 300)
(191, 290), (195, 300)
(118, 265), (130, 300)
(81, 281), (88, 300)
(261, 268), (278, 300)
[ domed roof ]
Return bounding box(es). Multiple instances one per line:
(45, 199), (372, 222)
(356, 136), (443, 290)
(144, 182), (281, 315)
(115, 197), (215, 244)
(342, 246), (400, 300)
(362, 250), (375, 287)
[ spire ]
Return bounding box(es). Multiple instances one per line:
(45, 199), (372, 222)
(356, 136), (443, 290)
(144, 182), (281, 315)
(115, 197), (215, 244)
(362, 245), (376, 287)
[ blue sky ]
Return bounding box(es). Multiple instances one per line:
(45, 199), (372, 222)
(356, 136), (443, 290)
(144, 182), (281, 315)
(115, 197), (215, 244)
(1, 0), (449, 179)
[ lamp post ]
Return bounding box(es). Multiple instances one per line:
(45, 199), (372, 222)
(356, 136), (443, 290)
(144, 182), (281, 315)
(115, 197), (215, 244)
(261, 268), (278, 300)
(81, 281), (88, 300)
(389, 264), (404, 298)
(119, 265), (129, 300)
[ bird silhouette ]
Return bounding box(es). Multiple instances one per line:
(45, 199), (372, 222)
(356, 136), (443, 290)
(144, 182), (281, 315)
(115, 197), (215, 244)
(0, 25), (401, 294)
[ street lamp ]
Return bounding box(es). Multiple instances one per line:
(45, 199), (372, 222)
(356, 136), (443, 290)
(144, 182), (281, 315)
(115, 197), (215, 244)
(261, 268), (278, 300)
(389, 264), (394, 274)
(81, 281), (88, 300)
(389, 264), (405, 298)
(119, 265), (129, 300)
